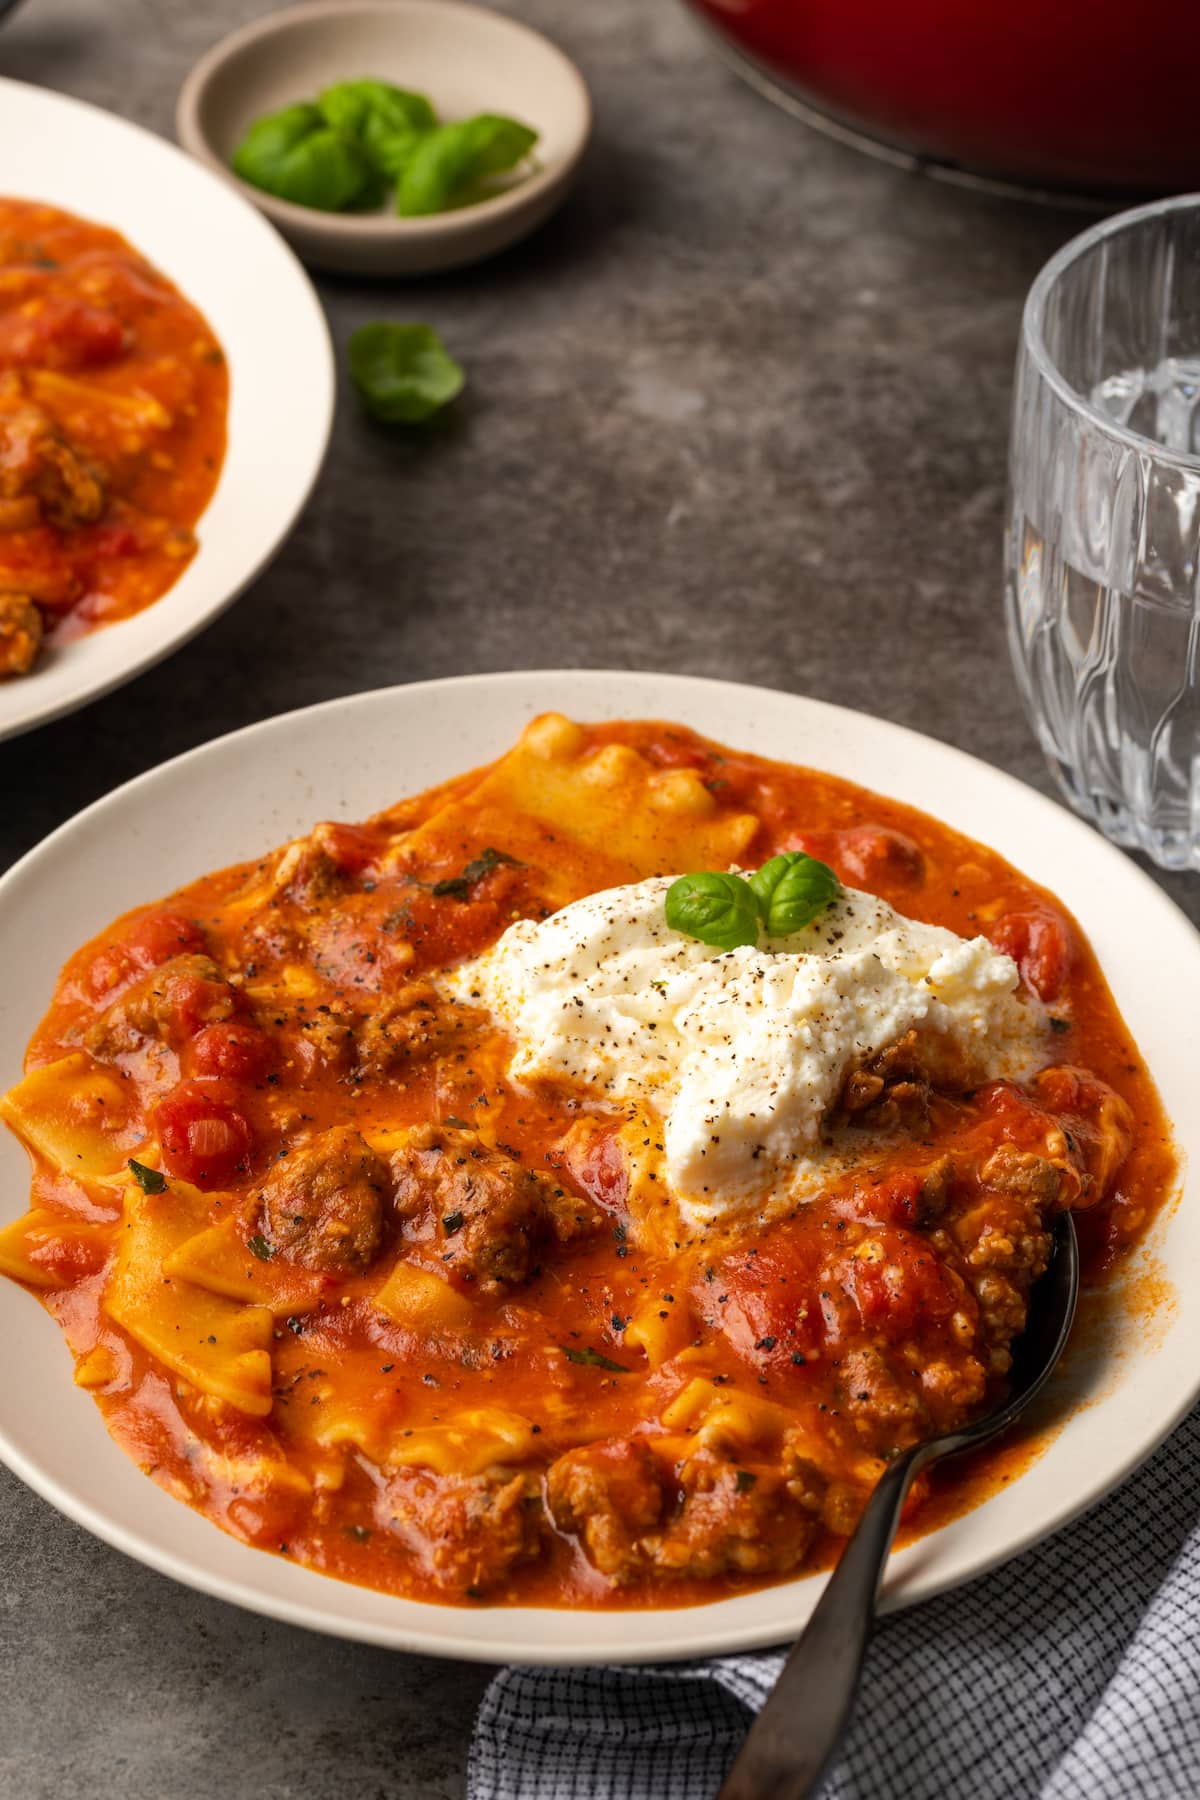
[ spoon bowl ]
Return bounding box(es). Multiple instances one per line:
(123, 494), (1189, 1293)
(719, 1210), (1081, 1800)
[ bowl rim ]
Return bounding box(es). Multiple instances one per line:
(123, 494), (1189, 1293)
(175, 0), (593, 242)
(1020, 190), (1200, 472)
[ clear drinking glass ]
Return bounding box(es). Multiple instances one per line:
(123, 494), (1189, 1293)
(1006, 195), (1200, 872)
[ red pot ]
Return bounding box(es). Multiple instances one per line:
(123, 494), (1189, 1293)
(687, 0), (1200, 195)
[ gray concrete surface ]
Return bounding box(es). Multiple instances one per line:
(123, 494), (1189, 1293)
(0, 1), (1195, 1795)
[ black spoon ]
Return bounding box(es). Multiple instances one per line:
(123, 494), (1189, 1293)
(718, 1210), (1080, 1800)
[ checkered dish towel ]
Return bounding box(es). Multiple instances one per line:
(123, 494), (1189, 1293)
(469, 1405), (1200, 1800)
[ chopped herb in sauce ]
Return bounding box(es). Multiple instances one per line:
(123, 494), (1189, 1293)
(561, 1345), (629, 1373)
(128, 1159), (166, 1194)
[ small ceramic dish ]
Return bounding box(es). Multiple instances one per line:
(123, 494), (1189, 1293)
(176, 0), (592, 276)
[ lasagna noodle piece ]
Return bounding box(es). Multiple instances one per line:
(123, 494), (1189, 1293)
(162, 1212), (326, 1314)
(104, 1183), (274, 1417)
(0, 1052), (142, 1179)
(386, 712), (762, 897)
(0, 1206), (113, 1289)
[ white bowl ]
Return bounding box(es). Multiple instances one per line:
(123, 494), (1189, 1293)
(0, 77), (334, 743)
(0, 670), (1196, 1664)
(176, 0), (592, 276)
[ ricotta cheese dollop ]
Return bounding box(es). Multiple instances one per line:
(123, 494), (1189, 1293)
(450, 875), (1048, 1225)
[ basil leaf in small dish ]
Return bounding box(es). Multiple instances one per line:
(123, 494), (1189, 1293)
(348, 322), (465, 425)
(318, 80), (437, 180)
(665, 870), (761, 952)
(396, 114), (538, 216)
(749, 851), (841, 937)
(232, 102), (382, 212)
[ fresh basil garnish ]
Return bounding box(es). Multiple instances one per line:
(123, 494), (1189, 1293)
(348, 322), (464, 425)
(396, 114), (538, 216)
(317, 80), (436, 179)
(664, 870), (761, 952)
(561, 1345), (629, 1373)
(128, 1158), (166, 1194)
(247, 1234), (274, 1261)
(749, 851), (841, 937)
(665, 852), (841, 949)
(232, 103), (382, 212)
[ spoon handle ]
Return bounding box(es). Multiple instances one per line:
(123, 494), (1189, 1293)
(716, 1445), (926, 1800)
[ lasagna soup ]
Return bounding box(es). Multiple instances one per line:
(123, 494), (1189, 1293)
(0, 198), (228, 677)
(0, 716), (1175, 1606)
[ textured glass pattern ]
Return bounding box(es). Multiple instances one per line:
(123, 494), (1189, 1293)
(1006, 198), (1200, 871)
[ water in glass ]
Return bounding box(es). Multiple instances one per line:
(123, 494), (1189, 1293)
(1006, 199), (1200, 872)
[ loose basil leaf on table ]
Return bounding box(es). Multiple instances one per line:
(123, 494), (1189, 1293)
(348, 322), (465, 424)
(232, 101), (382, 211)
(318, 79), (437, 179)
(749, 851), (842, 936)
(664, 870), (761, 952)
(396, 113), (538, 216)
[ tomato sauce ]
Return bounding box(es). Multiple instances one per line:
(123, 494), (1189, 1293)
(0, 719), (1177, 1608)
(0, 198), (227, 675)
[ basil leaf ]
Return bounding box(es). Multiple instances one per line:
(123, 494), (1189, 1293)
(348, 322), (464, 425)
(318, 80), (435, 142)
(396, 114), (538, 217)
(318, 80), (437, 179)
(232, 102), (382, 212)
(749, 852), (841, 937)
(128, 1158), (166, 1194)
(462, 846), (521, 885)
(664, 871), (760, 952)
(561, 1345), (629, 1373)
(247, 1233), (274, 1261)
(433, 846), (522, 898)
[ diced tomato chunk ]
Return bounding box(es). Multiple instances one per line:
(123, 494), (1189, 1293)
(836, 826), (925, 887)
(779, 825), (923, 890)
(313, 821), (380, 877)
(704, 1241), (825, 1379)
(834, 1170), (926, 1230)
(141, 968), (229, 1042)
(0, 296), (126, 370)
(989, 905), (1073, 1002)
(552, 1125), (630, 1215)
(829, 1229), (962, 1338)
(85, 943), (139, 1001)
(86, 910), (207, 997)
(126, 910), (207, 966)
(81, 523), (140, 560)
(154, 1081), (253, 1188)
(189, 1022), (273, 1082)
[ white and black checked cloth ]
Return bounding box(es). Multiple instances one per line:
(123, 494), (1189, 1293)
(469, 1405), (1200, 1799)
